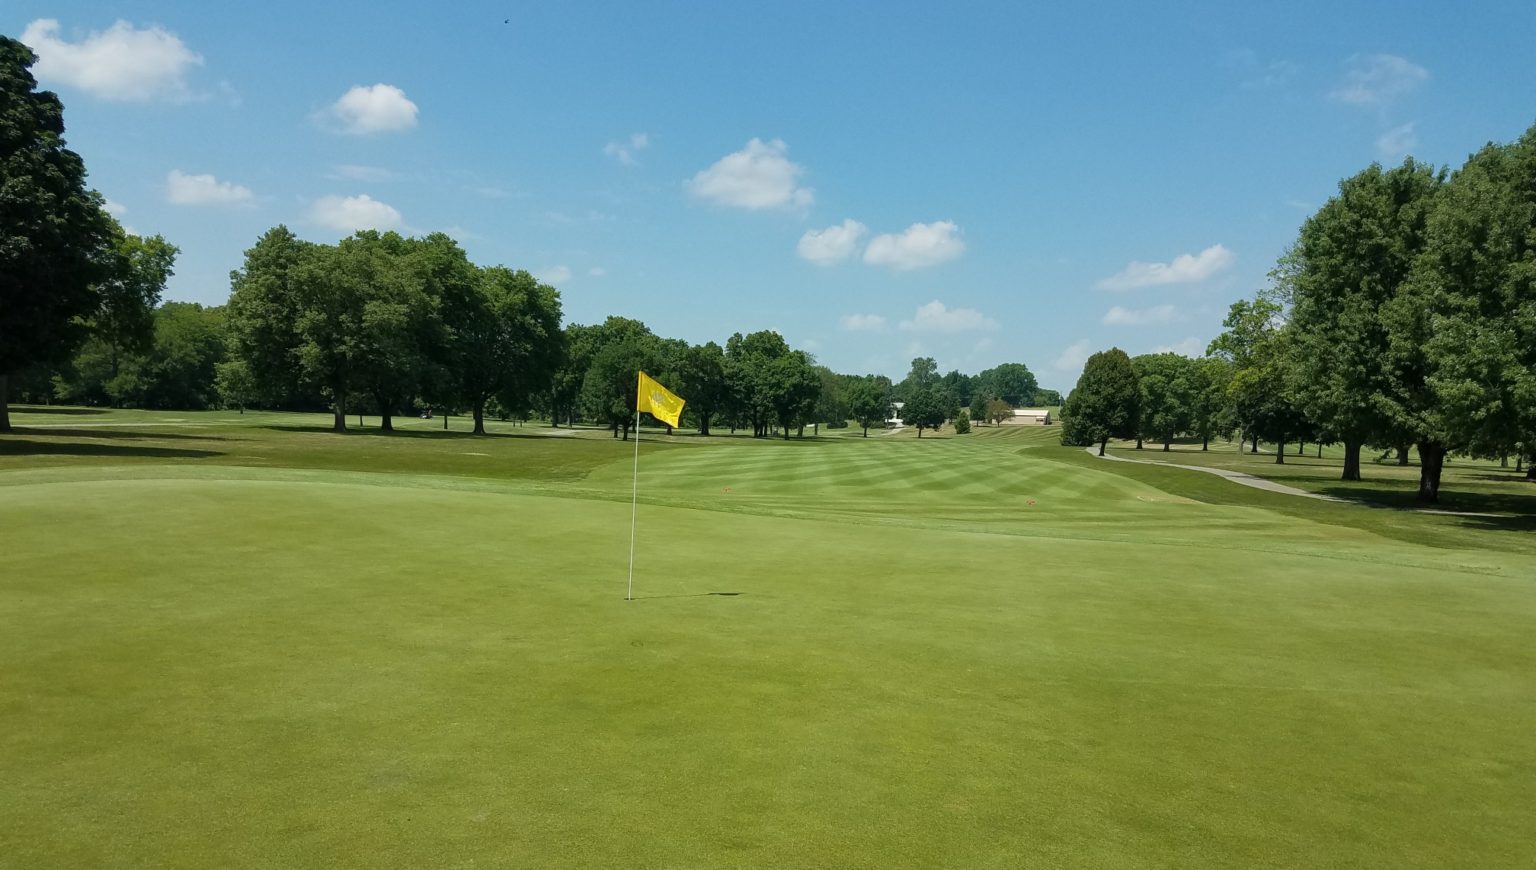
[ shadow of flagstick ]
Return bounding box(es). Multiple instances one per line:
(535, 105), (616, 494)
(627, 592), (743, 601)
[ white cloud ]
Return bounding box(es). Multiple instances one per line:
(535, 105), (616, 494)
(329, 164), (395, 183)
(1096, 244), (1234, 291)
(1330, 54), (1429, 106)
(839, 313), (887, 332)
(1053, 339), (1091, 373)
(863, 221), (965, 271)
(686, 138), (813, 210)
(308, 194), (402, 232)
(1153, 337), (1206, 357)
(102, 198), (127, 217)
(798, 219), (868, 265)
(165, 170), (253, 206)
(22, 19), (203, 102)
(588, 266), (607, 277)
(1376, 122), (1418, 162)
(604, 132), (649, 165)
(539, 265), (573, 284)
(323, 84), (418, 135)
(898, 301), (997, 334)
(1102, 304), (1181, 326)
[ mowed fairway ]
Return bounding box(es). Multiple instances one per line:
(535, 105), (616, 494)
(2, 410), (1534, 867)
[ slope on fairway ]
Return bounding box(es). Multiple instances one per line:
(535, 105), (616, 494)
(1, 428), (1534, 867)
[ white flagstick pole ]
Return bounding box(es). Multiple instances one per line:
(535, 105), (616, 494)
(627, 407), (641, 601)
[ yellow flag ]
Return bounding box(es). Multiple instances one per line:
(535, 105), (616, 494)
(636, 371), (685, 428)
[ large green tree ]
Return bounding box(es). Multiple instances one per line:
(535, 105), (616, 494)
(1420, 126), (1536, 483)
(225, 226), (316, 412)
(447, 264), (563, 435)
(900, 387), (948, 437)
(975, 362), (1039, 406)
(673, 341), (728, 435)
(1132, 352), (1197, 451)
(1288, 159), (1443, 480)
(1059, 348), (1140, 455)
(0, 37), (117, 431)
(847, 376), (892, 437)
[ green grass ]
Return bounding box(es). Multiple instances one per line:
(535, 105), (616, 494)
(3, 408), (1534, 867)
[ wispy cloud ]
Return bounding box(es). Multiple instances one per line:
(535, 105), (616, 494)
(1053, 339), (1091, 373)
(1096, 244), (1234, 291)
(1375, 122), (1419, 162)
(1153, 337), (1206, 356)
(897, 301), (996, 333)
(839, 313), (887, 332)
(539, 265), (573, 284)
(604, 132), (649, 165)
(1102, 304), (1181, 326)
(1330, 54), (1428, 106)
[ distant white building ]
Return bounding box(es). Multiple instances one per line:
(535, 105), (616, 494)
(887, 401), (905, 426)
(1004, 408), (1052, 425)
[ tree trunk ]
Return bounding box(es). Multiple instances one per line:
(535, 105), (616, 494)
(1527, 464), (1535, 481)
(1098, 437), (1107, 456)
(917, 427), (923, 438)
(1342, 440), (1362, 481)
(1397, 445), (1410, 466)
(1163, 438), (1171, 452)
(862, 425), (869, 437)
(797, 424), (804, 438)
(379, 406), (393, 432)
(1316, 442), (1322, 458)
(472, 401), (486, 435)
(813, 422), (819, 435)
(1275, 440), (1285, 464)
(0, 374), (10, 433)
(332, 396), (347, 432)
(1250, 433), (1259, 453)
(1500, 454), (1508, 468)
(1202, 436), (1209, 451)
(1296, 439), (1304, 455)
(1416, 442), (1445, 503)
(1135, 437), (1143, 450)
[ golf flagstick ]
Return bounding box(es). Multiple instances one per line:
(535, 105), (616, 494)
(627, 407), (641, 600)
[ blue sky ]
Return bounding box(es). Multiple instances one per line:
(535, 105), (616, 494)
(8, 2), (1535, 389)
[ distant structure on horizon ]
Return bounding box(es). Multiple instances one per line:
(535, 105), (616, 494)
(1004, 408), (1052, 425)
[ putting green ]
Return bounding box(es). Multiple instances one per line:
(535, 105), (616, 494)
(2, 413), (1533, 867)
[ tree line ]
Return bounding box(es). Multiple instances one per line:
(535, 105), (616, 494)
(1061, 122), (1536, 502)
(3, 40), (1064, 440)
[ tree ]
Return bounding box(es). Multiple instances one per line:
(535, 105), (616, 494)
(975, 363), (1039, 406)
(952, 410), (971, 434)
(1420, 126), (1536, 487)
(896, 356), (940, 401)
(1132, 353), (1198, 451)
(984, 398), (1012, 426)
(1189, 357), (1233, 450)
(133, 302), (225, 409)
(581, 334), (662, 439)
(1288, 159), (1443, 480)
(1208, 295), (1305, 460)
(1059, 348), (1140, 455)
(968, 392), (989, 424)
(901, 388), (948, 437)
(94, 230), (178, 386)
(847, 377), (891, 437)
(674, 342), (728, 435)
(0, 37), (117, 431)
(811, 366), (849, 433)
(215, 359), (259, 413)
(226, 226), (317, 414)
(448, 264), (564, 435)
